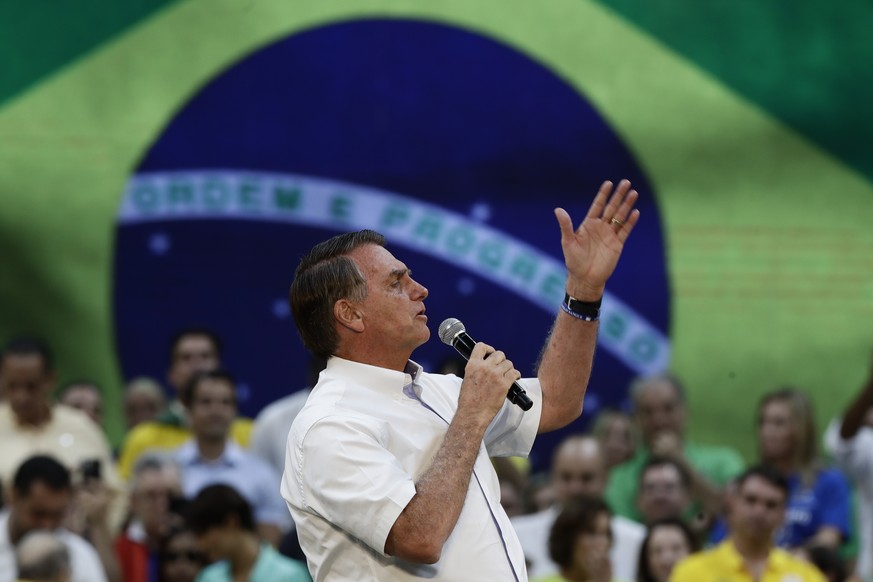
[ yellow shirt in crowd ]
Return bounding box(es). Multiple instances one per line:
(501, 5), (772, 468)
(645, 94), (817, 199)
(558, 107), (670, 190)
(670, 540), (825, 582)
(118, 414), (253, 479)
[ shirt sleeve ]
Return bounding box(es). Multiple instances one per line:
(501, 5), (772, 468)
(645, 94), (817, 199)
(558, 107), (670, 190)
(290, 415), (417, 556)
(815, 469), (852, 537)
(483, 378), (543, 458)
(824, 418), (873, 492)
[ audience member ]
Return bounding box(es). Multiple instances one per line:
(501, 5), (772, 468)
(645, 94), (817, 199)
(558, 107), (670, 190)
(57, 381), (103, 427)
(825, 352), (873, 581)
(0, 456), (107, 582)
(0, 338), (118, 484)
(65, 467), (121, 582)
(606, 373), (744, 523)
(174, 370), (290, 546)
(157, 526), (205, 582)
(118, 329), (253, 480)
(636, 517), (699, 582)
(513, 435), (644, 580)
(591, 409), (636, 471)
(711, 388), (851, 551)
(123, 378), (167, 430)
(0, 338), (124, 529)
(670, 465), (825, 582)
(249, 356), (326, 478)
(115, 456), (186, 582)
(533, 495), (614, 582)
(758, 388), (850, 548)
(636, 457), (693, 526)
(14, 530), (71, 582)
(185, 485), (309, 582)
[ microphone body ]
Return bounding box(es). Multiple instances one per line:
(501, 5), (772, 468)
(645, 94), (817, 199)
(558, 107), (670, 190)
(438, 318), (533, 411)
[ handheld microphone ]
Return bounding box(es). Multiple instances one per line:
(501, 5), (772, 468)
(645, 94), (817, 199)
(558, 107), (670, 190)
(438, 318), (533, 411)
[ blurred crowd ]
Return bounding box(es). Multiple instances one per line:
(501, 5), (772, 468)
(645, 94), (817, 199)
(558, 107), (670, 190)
(0, 331), (312, 582)
(1, 328), (873, 581)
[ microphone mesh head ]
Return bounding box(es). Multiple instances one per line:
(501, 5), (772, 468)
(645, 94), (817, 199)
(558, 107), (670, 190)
(438, 318), (465, 346)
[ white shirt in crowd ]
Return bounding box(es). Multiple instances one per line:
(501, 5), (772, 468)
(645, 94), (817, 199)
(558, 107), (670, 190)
(282, 356), (543, 581)
(511, 504), (645, 580)
(250, 389), (311, 478)
(824, 418), (873, 579)
(0, 509), (107, 582)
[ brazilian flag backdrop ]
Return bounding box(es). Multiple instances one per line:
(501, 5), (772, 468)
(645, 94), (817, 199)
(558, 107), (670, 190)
(1, 0), (872, 465)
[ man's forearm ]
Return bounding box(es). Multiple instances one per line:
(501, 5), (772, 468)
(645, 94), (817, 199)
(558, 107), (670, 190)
(840, 374), (873, 439)
(86, 523), (121, 582)
(384, 411), (489, 563)
(536, 311), (599, 432)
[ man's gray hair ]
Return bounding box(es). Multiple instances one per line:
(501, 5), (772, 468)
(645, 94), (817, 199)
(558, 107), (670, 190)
(131, 453), (181, 490)
(15, 530), (70, 581)
(628, 372), (687, 406)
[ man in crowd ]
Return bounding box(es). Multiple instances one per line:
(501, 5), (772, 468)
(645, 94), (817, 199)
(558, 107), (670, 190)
(122, 377), (167, 431)
(282, 180), (640, 580)
(0, 456), (107, 582)
(175, 370), (290, 546)
(636, 456), (693, 525)
(0, 338), (118, 487)
(57, 381), (103, 427)
(606, 373), (744, 523)
(512, 435), (645, 580)
(824, 350), (873, 580)
(115, 456), (186, 582)
(0, 337), (124, 537)
(187, 485), (309, 581)
(117, 329), (253, 479)
(670, 465), (825, 581)
(14, 530), (71, 582)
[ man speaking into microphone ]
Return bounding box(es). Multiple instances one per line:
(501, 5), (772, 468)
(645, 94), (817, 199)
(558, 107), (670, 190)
(281, 180), (640, 581)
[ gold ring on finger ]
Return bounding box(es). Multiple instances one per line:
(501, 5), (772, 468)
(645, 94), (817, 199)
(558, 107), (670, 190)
(611, 217), (625, 226)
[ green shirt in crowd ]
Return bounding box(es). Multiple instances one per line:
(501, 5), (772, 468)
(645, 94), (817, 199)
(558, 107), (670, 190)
(195, 545), (311, 582)
(605, 441), (745, 522)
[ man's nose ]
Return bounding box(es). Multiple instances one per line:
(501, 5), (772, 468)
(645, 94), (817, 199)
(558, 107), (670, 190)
(411, 279), (428, 300)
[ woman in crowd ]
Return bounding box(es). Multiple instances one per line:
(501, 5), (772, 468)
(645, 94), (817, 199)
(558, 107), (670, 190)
(757, 388), (852, 549)
(711, 388), (852, 549)
(535, 495), (618, 582)
(636, 517), (699, 582)
(158, 526), (206, 582)
(185, 484), (310, 582)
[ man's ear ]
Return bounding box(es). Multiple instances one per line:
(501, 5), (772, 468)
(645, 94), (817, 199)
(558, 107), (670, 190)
(334, 299), (364, 333)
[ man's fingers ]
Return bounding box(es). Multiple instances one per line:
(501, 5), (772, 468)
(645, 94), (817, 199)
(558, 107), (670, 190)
(616, 209), (641, 243)
(601, 179), (632, 222)
(470, 342), (494, 360)
(553, 207), (575, 241)
(585, 180), (613, 220)
(613, 188), (639, 224)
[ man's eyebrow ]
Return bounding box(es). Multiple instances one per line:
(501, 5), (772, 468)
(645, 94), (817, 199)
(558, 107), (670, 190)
(389, 268), (410, 279)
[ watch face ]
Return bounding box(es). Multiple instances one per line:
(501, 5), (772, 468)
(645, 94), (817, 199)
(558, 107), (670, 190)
(112, 19), (668, 468)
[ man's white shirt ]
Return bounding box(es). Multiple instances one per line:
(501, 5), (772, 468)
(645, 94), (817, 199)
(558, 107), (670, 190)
(281, 356), (543, 581)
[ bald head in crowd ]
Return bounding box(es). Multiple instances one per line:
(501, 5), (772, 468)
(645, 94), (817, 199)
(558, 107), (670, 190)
(550, 435), (608, 503)
(629, 374), (688, 447)
(15, 530), (71, 582)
